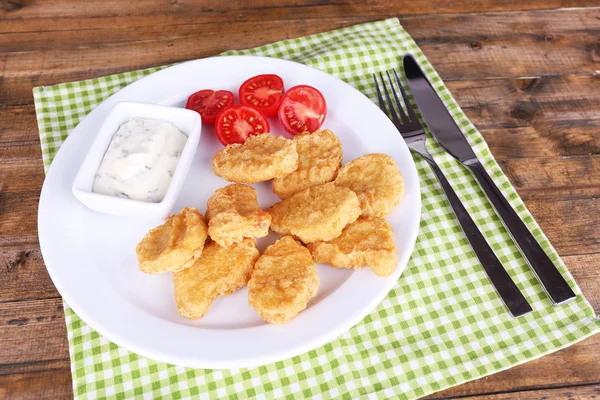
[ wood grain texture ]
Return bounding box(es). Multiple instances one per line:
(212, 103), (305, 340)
(447, 75), (600, 131)
(1, 247), (60, 303)
(2, 7), (600, 105)
(1, 0), (598, 33)
(1, 0), (599, 399)
(430, 384), (600, 399)
(0, 298), (69, 370)
(0, 369), (72, 400)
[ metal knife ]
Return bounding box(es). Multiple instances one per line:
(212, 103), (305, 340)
(403, 54), (576, 305)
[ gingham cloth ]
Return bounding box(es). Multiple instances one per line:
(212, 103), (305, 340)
(33, 18), (600, 400)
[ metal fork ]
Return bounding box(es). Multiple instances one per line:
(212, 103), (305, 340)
(373, 71), (532, 317)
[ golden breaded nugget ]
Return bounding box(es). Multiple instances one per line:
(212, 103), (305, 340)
(334, 153), (404, 217)
(212, 134), (298, 184)
(173, 239), (260, 319)
(308, 217), (398, 277)
(248, 236), (319, 324)
(136, 207), (208, 274)
(206, 184), (271, 247)
(272, 129), (343, 199)
(268, 182), (361, 243)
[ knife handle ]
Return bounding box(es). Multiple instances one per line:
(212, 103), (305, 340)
(467, 161), (576, 305)
(425, 158), (532, 317)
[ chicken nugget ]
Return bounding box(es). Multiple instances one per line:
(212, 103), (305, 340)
(136, 207), (208, 274)
(268, 182), (361, 243)
(272, 129), (343, 199)
(334, 153), (404, 217)
(206, 184), (271, 247)
(248, 236), (319, 324)
(212, 134), (298, 184)
(307, 217), (398, 277)
(173, 239), (260, 319)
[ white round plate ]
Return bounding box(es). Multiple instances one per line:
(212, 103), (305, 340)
(38, 56), (421, 369)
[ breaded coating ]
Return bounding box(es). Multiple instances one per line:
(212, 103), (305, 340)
(334, 153), (404, 217)
(307, 217), (398, 277)
(206, 184), (271, 247)
(136, 207), (208, 274)
(248, 236), (319, 324)
(267, 182), (361, 243)
(173, 239), (260, 319)
(212, 134), (298, 184)
(272, 129), (343, 199)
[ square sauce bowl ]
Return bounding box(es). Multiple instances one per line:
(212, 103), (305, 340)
(72, 101), (202, 221)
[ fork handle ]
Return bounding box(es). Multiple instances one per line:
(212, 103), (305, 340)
(425, 158), (532, 317)
(467, 161), (576, 304)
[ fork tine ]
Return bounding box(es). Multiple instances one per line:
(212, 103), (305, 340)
(377, 72), (403, 128)
(393, 68), (419, 122)
(373, 73), (386, 112)
(385, 70), (410, 125)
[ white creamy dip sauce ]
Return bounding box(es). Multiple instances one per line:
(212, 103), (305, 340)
(93, 118), (187, 203)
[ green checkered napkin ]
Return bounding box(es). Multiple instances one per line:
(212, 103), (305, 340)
(34, 18), (600, 400)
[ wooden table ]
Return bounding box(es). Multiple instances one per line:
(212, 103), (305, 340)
(1, 1), (599, 398)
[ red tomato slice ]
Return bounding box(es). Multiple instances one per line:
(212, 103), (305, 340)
(215, 105), (270, 146)
(239, 74), (284, 117)
(185, 89), (234, 124)
(277, 85), (326, 135)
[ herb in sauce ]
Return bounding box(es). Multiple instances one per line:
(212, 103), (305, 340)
(92, 118), (187, 203)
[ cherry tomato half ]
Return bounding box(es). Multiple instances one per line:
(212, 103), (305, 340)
(277, 85), (326, 135)
(215, 105), (270, 146)
(185, 89), (234, 124)
(239, 74), (284, 117)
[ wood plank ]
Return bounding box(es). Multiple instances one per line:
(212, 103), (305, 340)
(0, 357), (69, 377)
(430, 383), (600, 399)
(568, 253), (600, 313)
(2, 8), (600, 105)
(480, 123), (600, 160)
(0, 246), (60, 303)
(0, 160), (44, 193)
(497, 155), (600, 201)
(447, 75), (600, 130)
(403, 8), (600, 80)
(0, 298), (69, 369)
(0, 105), (42, 162)
(0, 369), (72, 400)
(0, 191), (39, 245)
(1, 0), (598, 33)
(526, 197), (600, 256)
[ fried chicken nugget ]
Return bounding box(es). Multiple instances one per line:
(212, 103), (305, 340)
(212, 134), (298, 184)
(136, 207), (208, 274)
(173, 239), (260, 319)
(272, 129), (343, 199)
(248, 236), (319, 324)
(334, 153), (404, 217)
(268, 182), (361, 243)
(307, 217), (398, 277)
(206, 184), (271, 247)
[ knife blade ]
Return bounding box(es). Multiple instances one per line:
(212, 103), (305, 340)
(403, 54), (576, 305)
